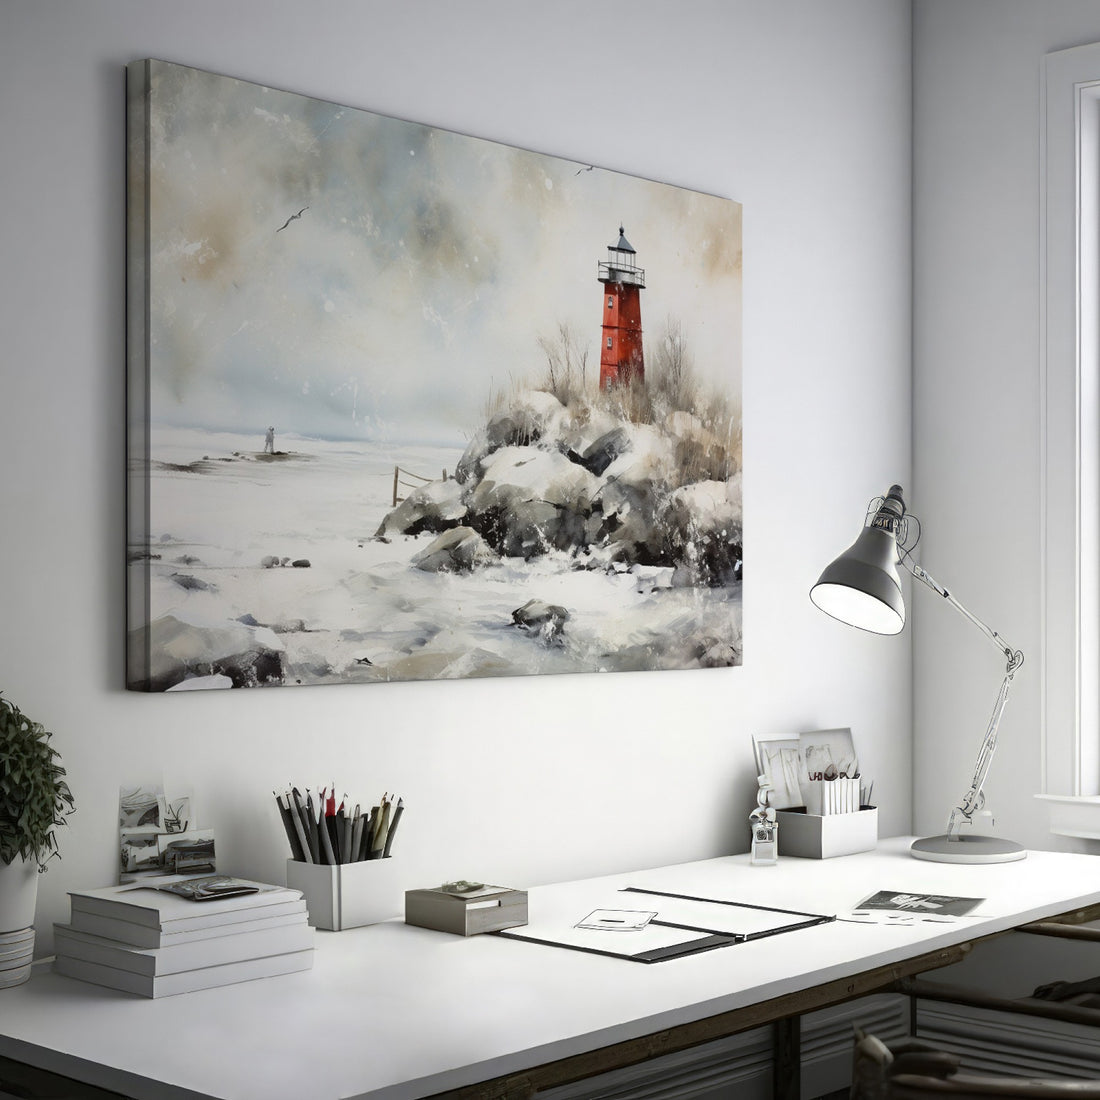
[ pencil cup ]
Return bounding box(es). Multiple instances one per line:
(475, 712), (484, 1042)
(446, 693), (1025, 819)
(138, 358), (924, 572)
(286, 858), (406, 931)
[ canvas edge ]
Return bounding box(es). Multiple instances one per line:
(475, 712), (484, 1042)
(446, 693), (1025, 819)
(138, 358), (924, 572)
(126, 59), (153, 691)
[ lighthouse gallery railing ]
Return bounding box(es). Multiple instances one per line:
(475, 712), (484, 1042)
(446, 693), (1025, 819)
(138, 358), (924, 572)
(597, 261), (645, 287)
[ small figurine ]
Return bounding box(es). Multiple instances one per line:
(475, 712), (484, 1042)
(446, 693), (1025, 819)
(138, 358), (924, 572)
(750, 774), (779, 866)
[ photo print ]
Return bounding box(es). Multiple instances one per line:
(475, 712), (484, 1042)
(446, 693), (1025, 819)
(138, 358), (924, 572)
(753, 737), (803, 810)
(118, 784), (162, 830)
(158, 829), (216, 875)
(120, 832), (161, 875)
(118, 783), (209, 882)
(798, 728), (858, 782)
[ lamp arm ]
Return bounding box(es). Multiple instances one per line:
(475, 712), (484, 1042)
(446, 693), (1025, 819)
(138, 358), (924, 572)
(902, 561), (1021, 664)
(899, 559), (1025, 837)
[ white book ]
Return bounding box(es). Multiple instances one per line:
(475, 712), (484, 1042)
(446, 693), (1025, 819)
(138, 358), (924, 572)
(67, 903), (308, 948)
(54, 948), (314, 998)
(54, 921), (314, 976)
(67, 876), (302, 931)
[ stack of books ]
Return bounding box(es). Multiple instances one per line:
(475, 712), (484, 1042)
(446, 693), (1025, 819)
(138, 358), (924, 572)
(53, 875), (314, 998)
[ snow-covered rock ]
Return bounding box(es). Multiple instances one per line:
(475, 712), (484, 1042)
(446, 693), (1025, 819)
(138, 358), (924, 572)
(454, 428), (489, 485)
(472, 447), (598, 512)
(590, 479), (665, 564)
(170, 572), (213, 591)
(600, 424), (680, 490)
(468, 446), (599, 558)
(667, 477), (742, 530)
(412, 526), (498, 573)
(572, 425), (631, 476)
(662, 476), (743, 585)
(128, 613), (285, 691)
(511, 598), (569, 644)
(553, 402), (623, 458)
(454, 390), (568, 484)
(376, 476), (466, 537)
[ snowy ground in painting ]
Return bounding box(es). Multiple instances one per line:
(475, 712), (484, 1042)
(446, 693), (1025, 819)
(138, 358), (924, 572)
(135, 427), (742, 689)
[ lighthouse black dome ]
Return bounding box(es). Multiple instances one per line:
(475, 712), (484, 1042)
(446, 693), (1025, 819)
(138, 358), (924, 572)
(612, 226), (635, 253)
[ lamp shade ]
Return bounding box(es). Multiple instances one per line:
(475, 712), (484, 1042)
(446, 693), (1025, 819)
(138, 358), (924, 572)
(810, 526), (905, 635)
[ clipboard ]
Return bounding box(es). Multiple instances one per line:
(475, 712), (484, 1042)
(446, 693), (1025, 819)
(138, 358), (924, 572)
(493, 886), (834, 964)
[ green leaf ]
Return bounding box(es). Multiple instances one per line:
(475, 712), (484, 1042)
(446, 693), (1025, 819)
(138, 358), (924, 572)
(0, 692), (75, 869)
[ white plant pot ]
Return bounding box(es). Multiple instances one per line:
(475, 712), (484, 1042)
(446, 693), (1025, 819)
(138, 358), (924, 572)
(0, 856), (39, 933)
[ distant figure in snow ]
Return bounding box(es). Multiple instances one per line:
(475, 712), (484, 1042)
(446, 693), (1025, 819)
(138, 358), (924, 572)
(264, 426), (275, 454)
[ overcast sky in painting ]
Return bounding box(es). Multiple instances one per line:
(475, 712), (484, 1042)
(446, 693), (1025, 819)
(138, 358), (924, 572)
(143, 62), (742, 446)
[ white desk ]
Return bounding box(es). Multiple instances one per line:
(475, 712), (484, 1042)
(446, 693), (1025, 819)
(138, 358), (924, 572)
(1, 838), (1099, 1100)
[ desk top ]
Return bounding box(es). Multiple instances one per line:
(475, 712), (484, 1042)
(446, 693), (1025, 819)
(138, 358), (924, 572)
(2, 838), (1099, 1100)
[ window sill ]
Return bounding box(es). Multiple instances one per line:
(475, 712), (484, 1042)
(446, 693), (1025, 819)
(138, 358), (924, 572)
(1035, 794), (1100, 839)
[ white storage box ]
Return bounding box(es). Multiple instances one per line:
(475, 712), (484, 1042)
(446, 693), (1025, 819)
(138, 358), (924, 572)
(776, 807), (878, 859)
(286, 858), (404, 930)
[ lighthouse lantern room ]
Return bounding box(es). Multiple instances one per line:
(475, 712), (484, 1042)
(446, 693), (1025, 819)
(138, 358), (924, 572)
(597, 227), (646, 389)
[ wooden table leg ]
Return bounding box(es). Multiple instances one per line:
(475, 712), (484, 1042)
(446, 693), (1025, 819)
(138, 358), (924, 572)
(774, 1014), (801, 1100)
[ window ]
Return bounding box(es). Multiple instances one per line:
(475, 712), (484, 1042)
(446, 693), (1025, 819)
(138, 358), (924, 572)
(608, 296), (614, 309)
(606, 337), (613, 349)
(1042, 43), (1100, 796)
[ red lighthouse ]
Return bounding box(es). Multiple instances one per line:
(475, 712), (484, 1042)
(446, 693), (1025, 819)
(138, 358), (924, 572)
(598, 227), (646, 389)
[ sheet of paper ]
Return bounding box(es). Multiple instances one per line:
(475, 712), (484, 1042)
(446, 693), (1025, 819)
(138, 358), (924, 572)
(575, 909), (657, 932)
(841, 889), (985, 925)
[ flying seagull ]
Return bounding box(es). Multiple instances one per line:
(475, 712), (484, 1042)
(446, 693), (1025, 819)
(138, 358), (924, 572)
(276, 206), (309, 233)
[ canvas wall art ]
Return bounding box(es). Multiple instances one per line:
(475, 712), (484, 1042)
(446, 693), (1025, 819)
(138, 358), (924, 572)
(126, 59), (743, 691)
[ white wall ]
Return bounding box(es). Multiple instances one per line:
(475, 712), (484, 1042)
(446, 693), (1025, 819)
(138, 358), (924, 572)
(0, 0), (912, 951)
(913, 0), (1100, 849)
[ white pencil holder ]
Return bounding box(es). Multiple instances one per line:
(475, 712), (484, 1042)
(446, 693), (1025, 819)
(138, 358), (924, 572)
(776, 806), (878, 859)
(286, 858), (405, 931)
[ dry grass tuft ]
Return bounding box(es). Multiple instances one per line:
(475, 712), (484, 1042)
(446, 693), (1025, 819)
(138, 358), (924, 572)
(500, 316), (741, 483)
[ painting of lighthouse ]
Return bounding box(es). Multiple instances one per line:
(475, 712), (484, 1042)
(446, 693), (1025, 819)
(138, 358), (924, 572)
(127, 59), (742, 691)
(598, 228), (646, 389)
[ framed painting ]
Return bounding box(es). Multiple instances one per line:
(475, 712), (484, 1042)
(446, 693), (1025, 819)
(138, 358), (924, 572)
(126, 59), (743, 691)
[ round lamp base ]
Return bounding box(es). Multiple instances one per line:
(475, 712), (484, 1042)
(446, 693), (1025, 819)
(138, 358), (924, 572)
(910, 834), (1027, 864)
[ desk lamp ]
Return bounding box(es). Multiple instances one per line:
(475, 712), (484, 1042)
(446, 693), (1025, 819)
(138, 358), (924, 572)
(809, 484), (1026, 864)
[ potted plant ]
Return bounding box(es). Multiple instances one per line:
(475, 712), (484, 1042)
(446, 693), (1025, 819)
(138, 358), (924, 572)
(0, 691), (75, 936)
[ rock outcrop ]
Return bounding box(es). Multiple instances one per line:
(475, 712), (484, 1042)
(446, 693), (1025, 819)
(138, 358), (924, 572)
(377, 389), (742, 585)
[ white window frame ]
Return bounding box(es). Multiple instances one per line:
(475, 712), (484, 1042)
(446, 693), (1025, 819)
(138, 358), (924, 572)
(1042, 43), (1100, 797)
